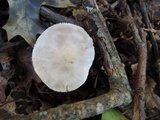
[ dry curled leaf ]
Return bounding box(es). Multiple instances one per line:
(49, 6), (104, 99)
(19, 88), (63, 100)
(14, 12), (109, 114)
(3, 0), (77, 46)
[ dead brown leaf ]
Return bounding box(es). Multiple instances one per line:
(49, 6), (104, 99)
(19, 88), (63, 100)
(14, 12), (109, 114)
(2, 93), (16, 115)
(72, 9), (88, 21)
(0, 75), (8, 103)
(15, 46), (41, 85)
(146, 76), (160, 109)
(98, 0), (109, 7)
(0, 52), (12, 64)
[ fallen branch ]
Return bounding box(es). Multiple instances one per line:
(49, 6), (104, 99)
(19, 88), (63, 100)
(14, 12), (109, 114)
(85, 0), (131, 87)
(12, 83), (130, 120)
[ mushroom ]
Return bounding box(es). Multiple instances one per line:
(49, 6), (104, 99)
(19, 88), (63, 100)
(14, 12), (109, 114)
(32, 23), (95, 92)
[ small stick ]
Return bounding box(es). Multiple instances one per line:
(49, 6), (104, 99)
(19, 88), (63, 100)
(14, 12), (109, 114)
(139, 0), (160, 92)
(40, 6), (83, 27)
(139, 1), (159, 61)
(126, 6), (147, 120)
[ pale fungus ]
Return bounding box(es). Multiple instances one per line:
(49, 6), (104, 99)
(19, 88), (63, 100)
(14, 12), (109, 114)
(32, 23), (95, 92)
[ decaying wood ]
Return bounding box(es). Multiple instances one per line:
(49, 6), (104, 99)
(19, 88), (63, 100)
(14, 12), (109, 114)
(11, 0), (132, 119)
(126, 6), (147, 120)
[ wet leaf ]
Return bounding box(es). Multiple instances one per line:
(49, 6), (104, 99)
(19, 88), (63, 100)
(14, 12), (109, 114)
(102, 108), (128, 120)
(3, 0), (76, 46)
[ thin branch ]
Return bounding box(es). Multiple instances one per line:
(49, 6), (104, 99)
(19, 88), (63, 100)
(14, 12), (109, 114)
(126, 6), (147, 120)
(40, 6), (83, 27)
(139, 1), (159, 61)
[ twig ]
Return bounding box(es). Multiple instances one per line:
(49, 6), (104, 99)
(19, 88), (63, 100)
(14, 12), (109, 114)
(139, 0), (160, 95)
(139, 1), (159, 61)
(40, 6), (83, 27)
(126, 6), (147, 120)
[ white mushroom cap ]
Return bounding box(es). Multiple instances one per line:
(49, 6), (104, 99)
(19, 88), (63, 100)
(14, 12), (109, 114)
(32, 23), (95, 92)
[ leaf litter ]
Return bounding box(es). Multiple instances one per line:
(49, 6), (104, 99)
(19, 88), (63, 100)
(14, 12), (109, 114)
(3, 0), (76, 46)
(0, 0), (160, 119)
